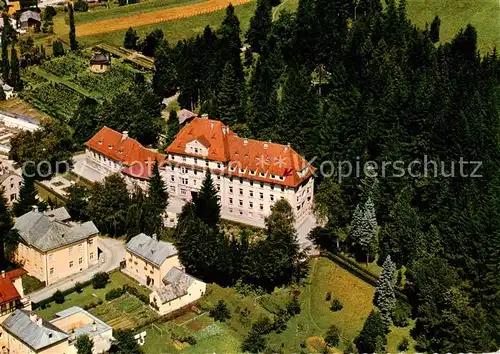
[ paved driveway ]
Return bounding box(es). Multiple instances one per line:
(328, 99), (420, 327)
(28, 237), (126, 303)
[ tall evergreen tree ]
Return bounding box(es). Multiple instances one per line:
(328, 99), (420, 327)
(0, 193), (16, 269)
(354, 310), (387, 353)
(68, 3), (78, 51)
(218, 4), (244, 82)
(374, 255), (397, 326)
(152, 40), (178, 98)
(13, 177), (43, 217)
(0, 85), (6, 101)
(193, 170), (220, 229)
(124, 27), (139, 49)
(9, 45), (22, 91)
(216, 62), (244, 126)
(165, 110), (180, 146)
(66, 184), (89, 221)
(245, 0), (272, 53)
(147, 160), (168, 211)
(349, 197), (378, 263)
(430, 15), (441, 43)
(1, 14), (11, 83)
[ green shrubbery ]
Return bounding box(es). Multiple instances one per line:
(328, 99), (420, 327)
(53, 290), (65, 304)
(330, 298), (343, 312)
(105, 287), (125, 301)
(92, 272), (110, 289)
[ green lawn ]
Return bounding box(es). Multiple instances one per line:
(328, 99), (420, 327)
(78, 1), (257, 48)
(406, 0), (500, 53)
(22, 274), (45, 294)
(136, 257), (412, 353)
(74, 0), (204, 24)
(36, 271), (151, 320)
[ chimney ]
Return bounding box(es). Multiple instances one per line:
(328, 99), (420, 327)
(284, 143), (290, 152)
(210, 121), (214, 129)
(31, 205), (38, 213)
(152, 233), (157, 241)
(264, 142), (268, 150)
(244, 138), (248, 146)
(1, 270), (5, 278)
(92, 320), (97, 332)
(121, 131), (129, 141)
(37, 317), (43, 327)
(30, 312), (38, 323)
(70, 329), (76, 342)
(222, 126), (227, 135)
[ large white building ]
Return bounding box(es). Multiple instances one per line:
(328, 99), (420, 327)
(164, 117), (315, 227)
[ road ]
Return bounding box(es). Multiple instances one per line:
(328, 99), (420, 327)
(28, 237), (125, 304)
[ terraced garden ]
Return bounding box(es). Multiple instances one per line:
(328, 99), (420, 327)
(20, 53), (149, 121)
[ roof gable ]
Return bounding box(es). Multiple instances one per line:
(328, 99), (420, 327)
(126, 233), (177, 266)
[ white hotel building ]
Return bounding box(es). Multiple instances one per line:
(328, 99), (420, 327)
(164, 117), (315, 227)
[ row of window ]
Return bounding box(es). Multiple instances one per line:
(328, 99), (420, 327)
(228, 198), (266, 211)
(48, 253), (94, 276)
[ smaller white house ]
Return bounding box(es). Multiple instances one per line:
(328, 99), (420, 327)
(150, 267), (206, 316)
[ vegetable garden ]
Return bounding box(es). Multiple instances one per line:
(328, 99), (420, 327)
(21, 52), (148, 121)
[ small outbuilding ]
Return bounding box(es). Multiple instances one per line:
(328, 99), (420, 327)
(90, 52), (111, 73)
(19, 10), (41, 30)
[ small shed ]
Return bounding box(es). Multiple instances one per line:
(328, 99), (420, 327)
(89, 52), (110, 73)
(2, 82), (14, 99)
(19, 10), (41, 30)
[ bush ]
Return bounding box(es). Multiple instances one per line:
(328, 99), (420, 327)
(73, 0), (88, 11)
(75, 282), (83, 293)
(118, 0), (127, 6)
(286, 296), (301, 316)
(105, 288), (125, 301)
(325, 292), (331, 301)
(209, 300), (231, 322)
(252, 316), (273, 335)
(325, 325), (340, 347)
(53, 290), (65, 304)
(330, 298), (343, 312)
(92, 272), (109, 289)
(123, 284), (148, 304)
(392, 300), (411, 327)
(398, 337), (409, 352)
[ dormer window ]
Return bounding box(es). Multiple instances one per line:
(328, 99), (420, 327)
(98, 140), (103, 145)
(229, 166), (235, 172)
(271, 174), (275, 178)
(239, 168), (245, 173)
(108, 145), (113, 150)
(250, 170), (256, 175)
(260, 172), (266, 177)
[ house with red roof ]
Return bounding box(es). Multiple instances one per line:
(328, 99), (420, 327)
(0, 268), (31, 328)
(83, 128), (165, 189)
(164, 116), (315, 227)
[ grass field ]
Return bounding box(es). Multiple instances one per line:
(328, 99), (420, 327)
(36, 271), (151, 320)
(77, 1), (256, 47)
(135, 257), (412, 353)
(74, 0), (203, 25)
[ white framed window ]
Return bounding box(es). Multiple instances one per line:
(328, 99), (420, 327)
(249, 190), (253, 198)
(217, 184), (221, 191)
(170, 186), (175, 192)
(89, 239), (94, 245)
(239, 188), (243, 195)
(229, 198), (233, 205)
(78, 244), (83, 252)
(69, 261), (74, 268)
(90, 252), (94, 260)
(229, 186), (233, 194)
(49, 254), (54, 261)
(239, 200), (243, 206)
(180, 189), (186, 195)
(217, 163), (221, 169)
(79, 257), (83, 265)
(260, 204), (264, 210)
(260, 192), (263, 200)
(171, 175), (175, 182)
(50, 268), (54, 275)
(249, 201), (253, 209)
(205, 160), (209, 167)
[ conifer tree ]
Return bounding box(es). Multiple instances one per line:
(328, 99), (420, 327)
(0, 86), (6, 101)
(165, 110), (180, 146)
(9, 45), (22, 91)
(13, 177), (42, 217)
(245, 0), (272, 53)
(193, 170), (220, 229)
(216, 62), (244, 126)
(0, 193), (15, 269)
(152, 40), (178, 98)
(374, 255), (397, 326)
(349, 197), (378, 263)
(355, 310), (387, 353)
(147, 160), (168, 212)
(68, 2), (78, 51)
(430, 16), (441, 43)
(355, 0), (382, 18)
(218, 4), (244, 82)
(124, 27), (139, 49)
(1, 14), (11, 84)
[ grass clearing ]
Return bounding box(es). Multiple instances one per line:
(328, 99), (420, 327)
(78, 1), (256, 47)
(22, 274), (45, 294)
(36, 271), (150, 320)
(74, 0), (203, 24)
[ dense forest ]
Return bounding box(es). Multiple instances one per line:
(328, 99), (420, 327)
(148, 0), (500, 351)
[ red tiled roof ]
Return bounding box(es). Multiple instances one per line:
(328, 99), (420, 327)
(166, 117), (314, 187)
(84, 127), (165, 167)
(0, 269), (27, 305)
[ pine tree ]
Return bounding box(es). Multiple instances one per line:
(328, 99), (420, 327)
(355, 0), (382, 18)
(1, 14), (11, 84)
(349, 198), (378, 263)
(0, 85), (6, 101)
(147, 160), (168, 212)
(354, 310), (387, 353)
(0, 193), (15, 269)
(165, 110), (180, 145)
(374, 255), (397, 326)
(218, 4), (244, 83)
(216, 62), (244, 126)
(245, 0), (272, 53)
(68, 2), (78, 51)
(193, 170), (220, 229)
(66, 184), (89, 221)
(9, 45), (22, 91)
(430, 16), (441, 43)
(13, 177), (42, 217)
(152, 40), (177, 98)
(124, 27), (139, 49)
(52, 40), (65, 57)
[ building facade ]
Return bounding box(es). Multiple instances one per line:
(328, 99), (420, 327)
(124, 233), (181, 288)
(0, 160), (22, 204)
(163, 117), (315, 227)
(13, 207), (99, 285)
(83, 127), (164, 189)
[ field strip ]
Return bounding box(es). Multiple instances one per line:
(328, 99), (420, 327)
(76, 0), (255, 37)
